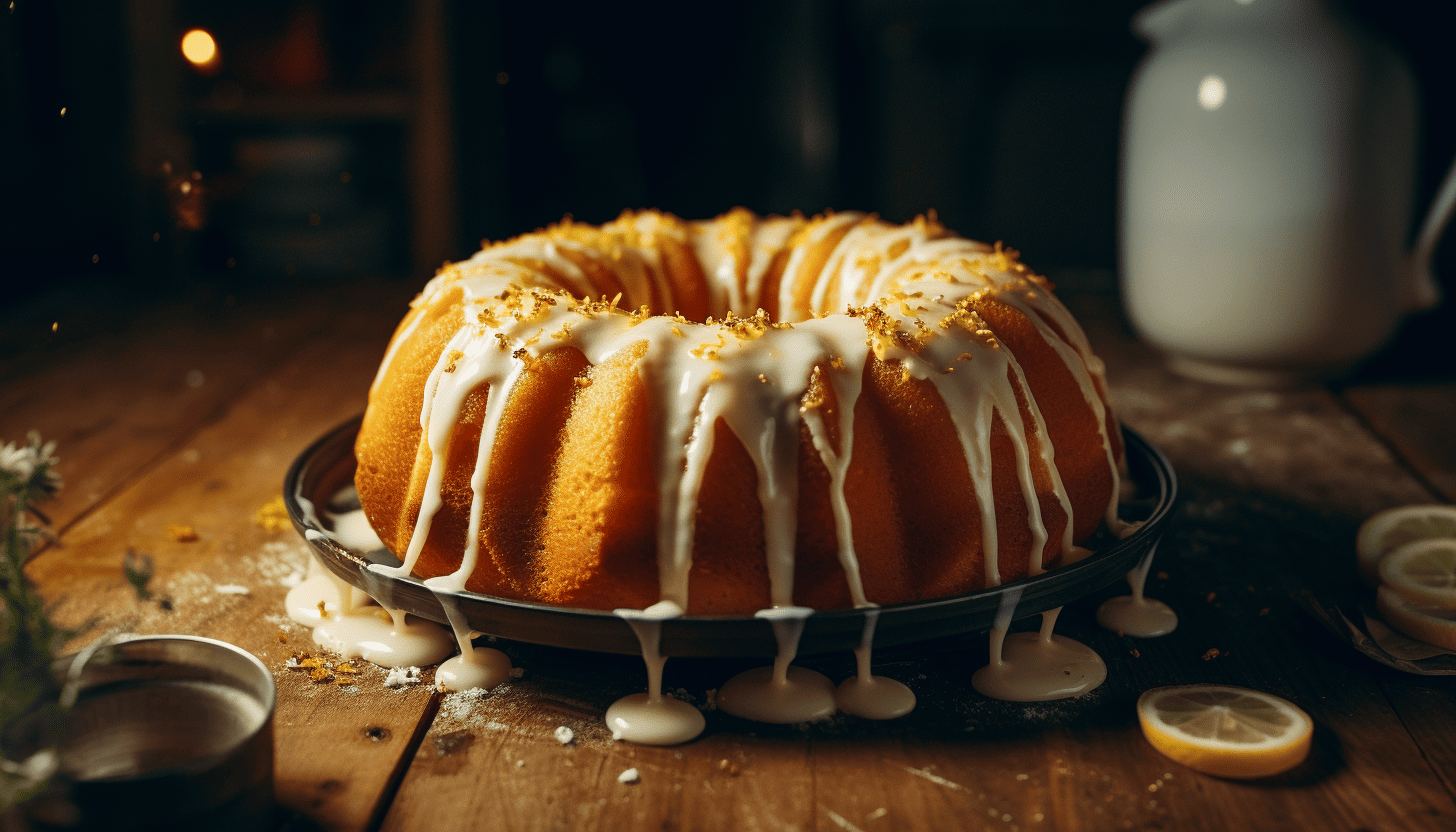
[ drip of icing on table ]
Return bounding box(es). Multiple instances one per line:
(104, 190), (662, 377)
(972, 588), (1107, 702)
(1096, 539), (1178, 637)
(286, 507), (455, 670)
(422, 572), (514, 692)
(835, 608), (916, 720)
(717, 607), (837, 724)
(606, 602), (706, 745)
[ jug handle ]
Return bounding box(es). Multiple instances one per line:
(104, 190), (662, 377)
(1408, 153), (1456, 312)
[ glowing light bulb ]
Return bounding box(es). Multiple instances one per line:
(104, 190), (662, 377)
(1197, 75), (1226, 111)
(181, 29), (218, 66)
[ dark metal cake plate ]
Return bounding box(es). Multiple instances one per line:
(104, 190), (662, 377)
(285, 415), (1177, 657)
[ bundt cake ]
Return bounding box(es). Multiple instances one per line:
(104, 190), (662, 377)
(354, 209), (1125, 615)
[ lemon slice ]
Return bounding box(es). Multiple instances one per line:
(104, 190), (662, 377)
(1378, 538), (1456, 609)
(1375, 585), (1456, 651)
(1357, 504), (1456, 587)
(1136, 685), (1313, 778)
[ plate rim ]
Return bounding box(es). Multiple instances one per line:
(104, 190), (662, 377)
(285, 415), (1176, 657)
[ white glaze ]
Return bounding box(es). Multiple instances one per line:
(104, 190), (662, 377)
(371, 212), (1124, 612)
(605, 603), (706, 745)
(436, 647), (512, 691)
(357, 211), (1133, 729)
(717, 607), (836, 724)
(835, 609), (916, 720)
(284, 554), (350, 627)
(605, 693), (706, 746)
(420, 575), (516, 692)
(292, 498), (458, 671)
(1097, 542), (1178, 637)
(311, 605), (455, 669)
(973, 605), (1107, 702)
(325, 508), (385, 552)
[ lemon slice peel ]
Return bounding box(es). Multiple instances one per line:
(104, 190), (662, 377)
(1357, 504), (1456, 588)
(1137, 685), (1312, 779)
(1375, 585), (1456, 652)
(1378, 538), (1456, 610)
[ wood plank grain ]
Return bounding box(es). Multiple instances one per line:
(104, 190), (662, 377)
(1064, 294), (1435, 522)
(24, 286), (425, 832)
(379, 291), (1453, 832)
(19, 284), (1456, 832)
(0, 279), (411, 534)
(371, 573), (1456, 832)
(1340, 381), (1456, 502)
(378, 646), (821, 832)
(1377, 677), (1456, 802)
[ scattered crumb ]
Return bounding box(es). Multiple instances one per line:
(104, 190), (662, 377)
(717, 758), (741, 776)
(384, 666), (423, 688)
(254, 495), (291, 532)
(215, 584), (249, 595)
(1156, 571), (1168, 580)
(1201, 648), (1221, 661)
(1129, 648), (1141, 658)
(1015, 774), (1029, 781)
(554, 726), (575, 745)
(704, 689), (718, 710)
(510, 666), (525, 679)
(515, 759), (525, 768)
(1205, 592), (1217, 603)
(618, 767), (640, 784)
(867, 808), (887, 821)
(1259, 608), (1270, 616)
(166, 523), (199, 542)
(285, 651), (360, 685)
(436, 688), (493, 727)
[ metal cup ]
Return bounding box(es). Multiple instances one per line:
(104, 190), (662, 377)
(14, 635), (276, 832)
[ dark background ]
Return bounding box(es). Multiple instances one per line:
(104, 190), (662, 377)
(3, 0), (1454, 366)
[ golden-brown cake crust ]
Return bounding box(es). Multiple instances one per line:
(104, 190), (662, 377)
(355, 210), (1125, 615)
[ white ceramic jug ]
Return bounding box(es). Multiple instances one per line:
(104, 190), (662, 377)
(1120, 0), (1456, 385)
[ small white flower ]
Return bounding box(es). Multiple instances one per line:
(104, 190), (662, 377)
(1, 432), (62, 495)
(1, 748), (58, 785)
(0, 440), (33, 482)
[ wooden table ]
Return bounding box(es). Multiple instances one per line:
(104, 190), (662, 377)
(6, 272), (1455, 832)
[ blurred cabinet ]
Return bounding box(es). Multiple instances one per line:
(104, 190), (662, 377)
(125, 0), (455, 279)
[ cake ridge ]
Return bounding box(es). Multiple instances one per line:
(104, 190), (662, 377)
(356, 209), (1126, 615)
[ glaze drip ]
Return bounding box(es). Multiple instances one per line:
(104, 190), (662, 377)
(607, 603), (707, 745)
(1096, 541), (1179, 637)
(362, 210), (1125, 614)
